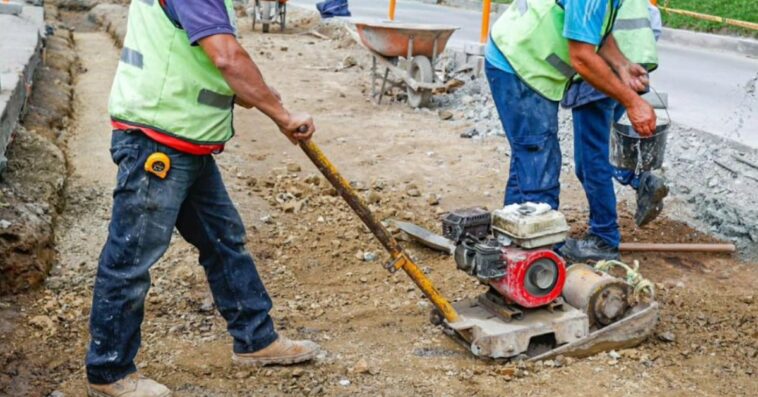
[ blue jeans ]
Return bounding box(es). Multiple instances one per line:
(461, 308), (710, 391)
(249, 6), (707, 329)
(86, 130), (278, 385)
(485, 60), (561, 209)
(572, 99), (640, 248)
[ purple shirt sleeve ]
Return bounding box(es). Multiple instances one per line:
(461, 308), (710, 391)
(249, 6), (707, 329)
(165, 0), (235, 45)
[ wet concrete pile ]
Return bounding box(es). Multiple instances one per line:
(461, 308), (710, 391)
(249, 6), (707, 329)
(0, 4), (78, 294)
(438, 76), (758, 260)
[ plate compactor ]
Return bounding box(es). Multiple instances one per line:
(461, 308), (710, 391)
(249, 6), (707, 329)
(297, 139), (659, 362)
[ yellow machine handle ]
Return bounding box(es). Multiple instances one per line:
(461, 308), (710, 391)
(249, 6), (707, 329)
(298, 139), (460, 323)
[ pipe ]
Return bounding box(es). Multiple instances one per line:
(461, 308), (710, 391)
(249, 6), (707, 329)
(480, 0), (492, 44)
(298, 139), (460, 323)
(660, 6), (758, 31)
(619, 243), (736, 253)
(389, 0), (396, 21)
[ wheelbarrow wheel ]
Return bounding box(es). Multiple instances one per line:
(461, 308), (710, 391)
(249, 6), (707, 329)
(407, 56), (433, 108)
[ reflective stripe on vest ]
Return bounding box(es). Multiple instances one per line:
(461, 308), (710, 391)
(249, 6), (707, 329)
(545, 53), (574, 78)
(120, 47), (143, 68)
(615, 18), (651, 30)
(198, 89), (234, 109)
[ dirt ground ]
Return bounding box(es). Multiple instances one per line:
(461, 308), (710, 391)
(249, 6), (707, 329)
(1, 6), (756, 397)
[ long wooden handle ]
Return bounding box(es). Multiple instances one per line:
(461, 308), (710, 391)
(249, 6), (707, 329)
(620, 243), (736, 253)
(298, 139), (460, 323)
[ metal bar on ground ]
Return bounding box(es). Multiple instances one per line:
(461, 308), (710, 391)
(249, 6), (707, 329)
(480, 0), (492, 44)
(660, 6), (758, 31)
(620, 243), (737, 253)
(298, 140), (460, 323)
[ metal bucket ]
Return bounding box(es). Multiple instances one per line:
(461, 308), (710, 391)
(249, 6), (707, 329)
(609, 118), (670, 171)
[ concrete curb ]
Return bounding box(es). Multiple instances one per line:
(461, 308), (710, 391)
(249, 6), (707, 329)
(660, 28), (758, 58)
(0, 4), (46, 174)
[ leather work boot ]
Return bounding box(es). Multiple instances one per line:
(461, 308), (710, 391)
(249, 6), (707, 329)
(88, 373), (171, 397)
(635, 172), (669, 227)
(559, 235), (620, 263)
(232, 336), (320, 366)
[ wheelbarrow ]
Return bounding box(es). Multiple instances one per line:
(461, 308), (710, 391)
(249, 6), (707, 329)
(349, 20), (459, 108)
(248, 0), (287, 33)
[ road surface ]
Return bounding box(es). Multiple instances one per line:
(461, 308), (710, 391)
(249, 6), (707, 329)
(290, 0), (758, 148)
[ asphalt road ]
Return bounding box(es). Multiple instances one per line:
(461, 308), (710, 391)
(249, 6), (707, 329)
(290, 0), (758, 148)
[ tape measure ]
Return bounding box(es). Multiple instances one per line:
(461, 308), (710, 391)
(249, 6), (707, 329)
(145, 152), (171, 179)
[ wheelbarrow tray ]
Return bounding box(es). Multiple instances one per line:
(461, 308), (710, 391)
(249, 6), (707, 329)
(352, 19), (458, 58)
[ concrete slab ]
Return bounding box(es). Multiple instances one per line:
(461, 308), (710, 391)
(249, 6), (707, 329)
(0, 4), (45, 173)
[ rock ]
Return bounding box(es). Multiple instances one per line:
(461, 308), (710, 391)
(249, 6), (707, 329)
(495, 366), (516, 377)
(234, 370), (250, 379)
(341, 55), (357, 69)
(366, 191), (382, 205)
(460, 128), (479, 139)
(0, 220), (10, 229)
(29, 315), (55, 333)
(406, 185), (421, 197)
(260, 214), (273, 224)
(352, 358), (370, 374)
(338, 378), (351, 387)
(286, 163), (302, 173)
(741, 295), (753, 305)
(608, 350), (621, 360)
(49, 391), (65, 397)
(362, 252), (378, 262)
(401, 211), (414, 221)
(426, 194), (440, 206)
(291, 368), (305, 378)
(658, 331), (677, 343)
(438, 110), (454, 120)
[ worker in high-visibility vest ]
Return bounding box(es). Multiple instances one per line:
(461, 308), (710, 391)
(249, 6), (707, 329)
(485, 0), (657, 262)
(559, 0), (669, 262)
(86, 1), (319, 395)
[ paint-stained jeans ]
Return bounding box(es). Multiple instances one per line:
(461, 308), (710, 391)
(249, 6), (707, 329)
(86, 130), (278, 385)
(485, 60), (562, 209)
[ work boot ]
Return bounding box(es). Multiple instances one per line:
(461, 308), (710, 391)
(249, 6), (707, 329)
(232, 336), (320, 366)
(88, 373), (171, 397)
(635, 172), (669, 227)
(559, 235), (620, 263)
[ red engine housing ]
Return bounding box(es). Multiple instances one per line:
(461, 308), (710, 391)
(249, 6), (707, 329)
(489, 246), (567, 308)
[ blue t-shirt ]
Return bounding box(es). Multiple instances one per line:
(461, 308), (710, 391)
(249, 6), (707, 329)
(163, 0), (236, 45)
(485, 0), (620, 73)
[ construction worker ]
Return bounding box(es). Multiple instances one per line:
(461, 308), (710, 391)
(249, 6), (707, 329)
(485, 0), (657, 260)
(560, 0), (668, 262)
(86, 1), (318, 396)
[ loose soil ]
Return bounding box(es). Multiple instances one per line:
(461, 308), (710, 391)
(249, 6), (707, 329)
(1, 6), (755, 397)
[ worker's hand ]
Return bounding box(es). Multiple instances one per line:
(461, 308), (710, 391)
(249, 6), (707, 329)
(277, 112), (315, 144)
(618, 63), (649, 93)
(627, 97), (657, 137)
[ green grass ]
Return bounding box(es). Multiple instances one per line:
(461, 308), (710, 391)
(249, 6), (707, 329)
(658, 1), (757, 37)
(483, 0), (757, 37)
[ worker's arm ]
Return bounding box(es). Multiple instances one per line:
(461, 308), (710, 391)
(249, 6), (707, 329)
(569, 39), (656, 136)
(198, 34), (314, 143)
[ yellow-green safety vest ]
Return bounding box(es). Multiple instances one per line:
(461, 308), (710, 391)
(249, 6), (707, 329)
(109, 0), (238, 144)
(614, 0), (658, 71)
(491, 0), (620, 101)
